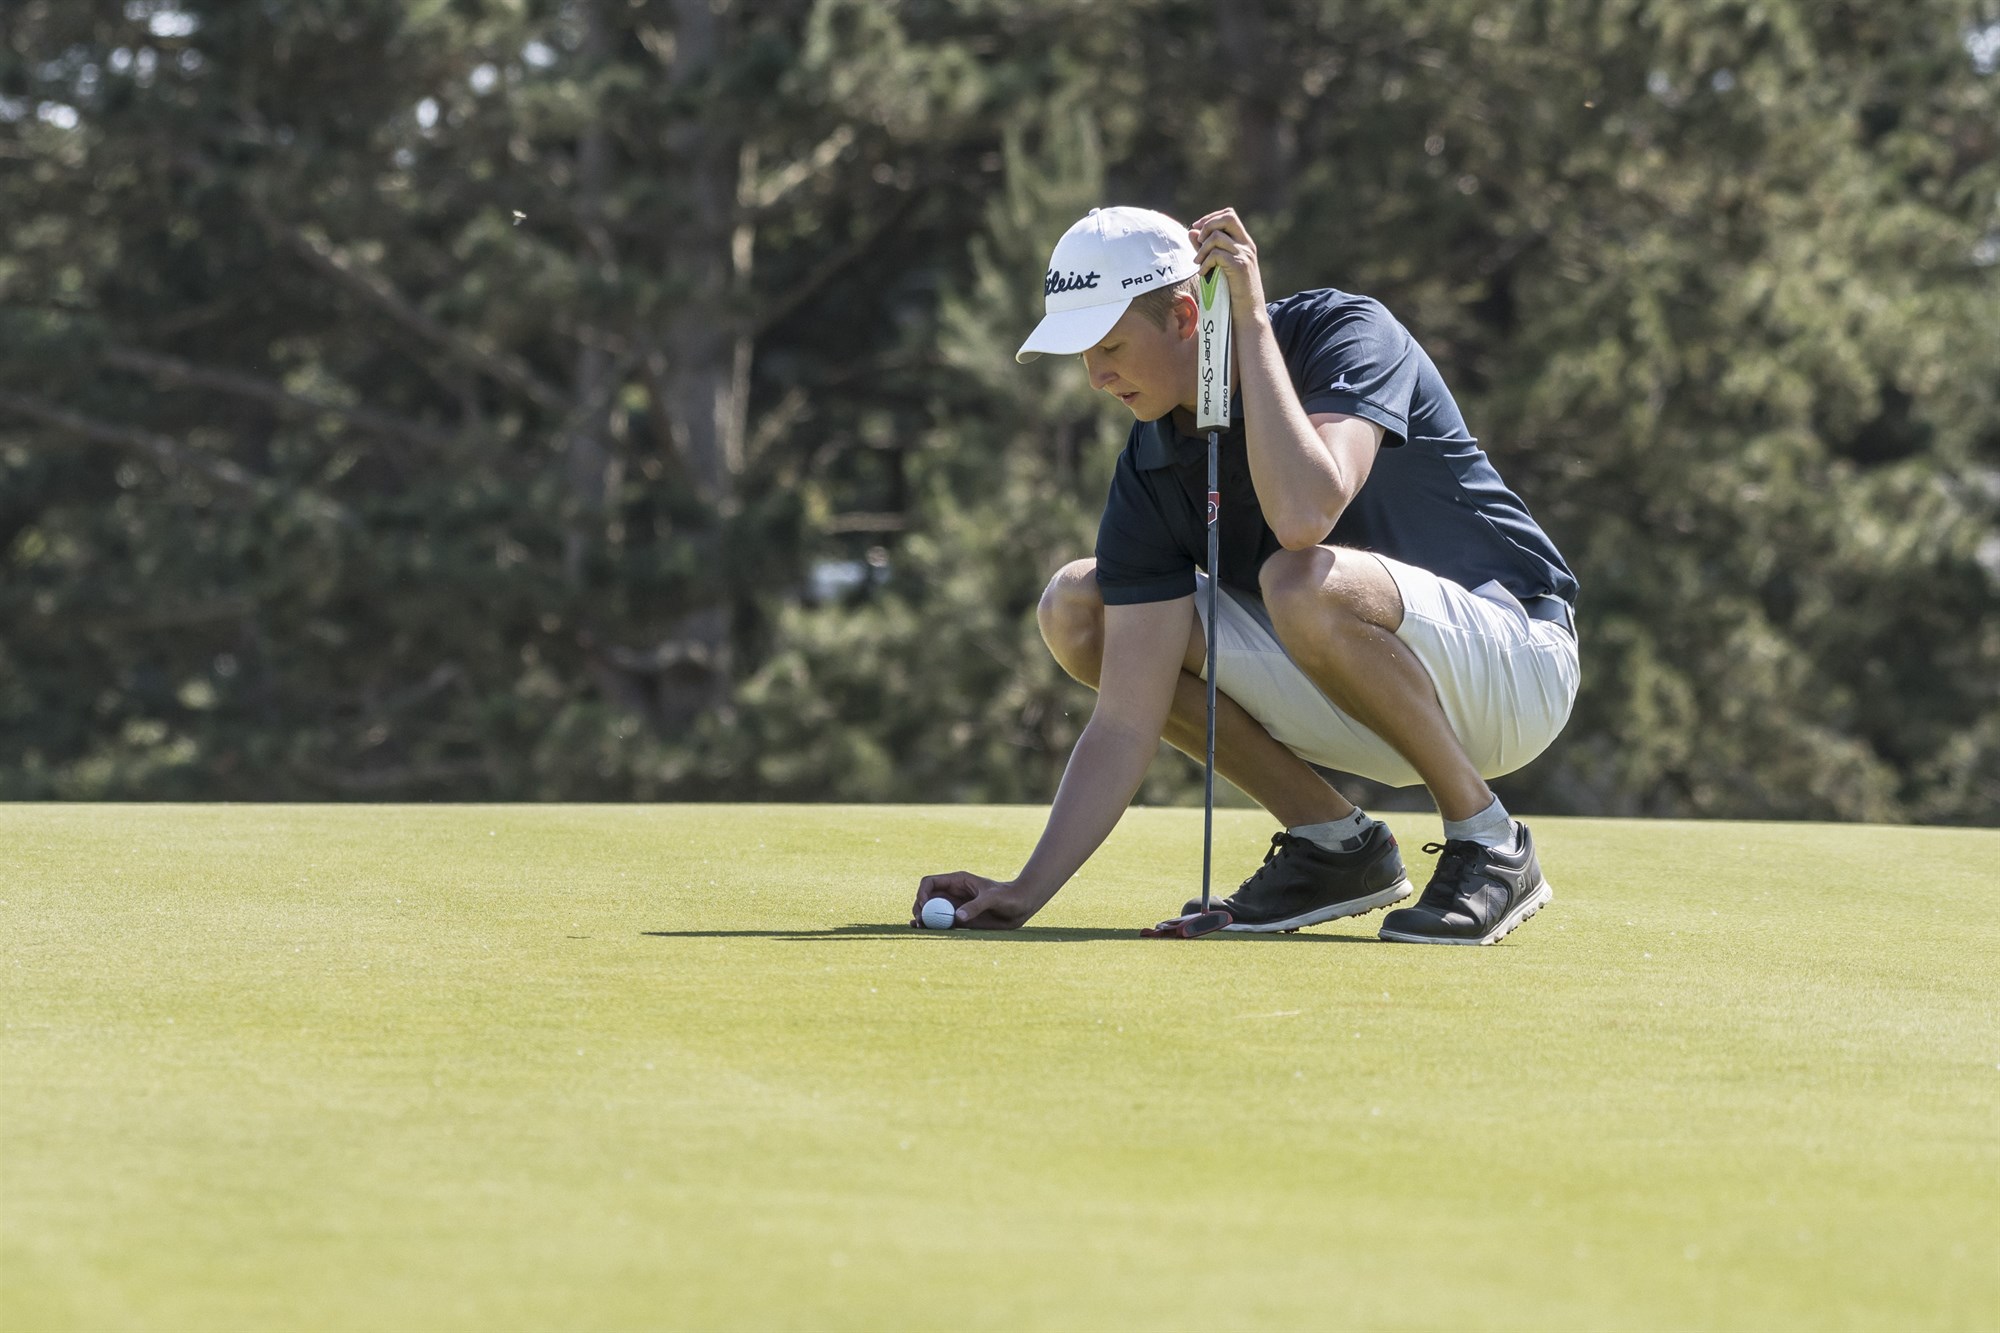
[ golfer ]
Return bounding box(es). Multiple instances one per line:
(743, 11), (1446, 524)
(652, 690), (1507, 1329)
(914, 205), (1579, 943)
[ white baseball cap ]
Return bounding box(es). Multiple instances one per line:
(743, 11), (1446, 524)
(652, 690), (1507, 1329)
(1015, 206), (1198, 363)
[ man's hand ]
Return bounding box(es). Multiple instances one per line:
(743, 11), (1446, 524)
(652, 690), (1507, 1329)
(1189, 208), (1267, 320)
(1192, 208), (1378, 546)
(911, 872), (1045, 930)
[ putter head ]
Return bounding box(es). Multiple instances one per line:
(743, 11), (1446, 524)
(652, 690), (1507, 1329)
(1140, 909), (1231, 939)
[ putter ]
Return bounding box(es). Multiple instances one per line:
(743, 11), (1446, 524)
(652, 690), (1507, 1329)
(1142, 265), (1232, 941)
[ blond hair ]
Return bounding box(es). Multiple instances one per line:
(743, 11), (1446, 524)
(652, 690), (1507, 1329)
(1129, 275), (1199, 329)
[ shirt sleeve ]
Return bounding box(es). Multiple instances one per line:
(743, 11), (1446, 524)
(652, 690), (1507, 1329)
(1094, 448), (1195, 605)
(1289, 299), (1419, 446)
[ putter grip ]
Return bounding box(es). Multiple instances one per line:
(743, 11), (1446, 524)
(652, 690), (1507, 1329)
(1197, 269), (1231, 431)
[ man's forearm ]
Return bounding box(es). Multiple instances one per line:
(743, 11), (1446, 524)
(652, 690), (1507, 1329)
(1237, 310), (1353, 546)
(1012, 714), (1163, 907)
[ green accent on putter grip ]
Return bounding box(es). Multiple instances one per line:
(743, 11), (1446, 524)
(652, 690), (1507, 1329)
(1201, 268), (1222, 308)
(2, 805), (1993, 1331)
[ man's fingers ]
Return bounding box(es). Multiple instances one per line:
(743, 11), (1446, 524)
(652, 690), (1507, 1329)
(912, 873), (942, 922)
(1191, 208), (1256, 275)
(913, 870), (987, 924)
(957, 885), (1028, 930)
(913, 871), (1023, 928)
(1196, 238), (1241, 272)
(1190, 213), (1249, 254)
(1189, 207), (1243, 237)
(1196, 231), (1254, 262)
(954, 888), (992, 927)
(913, 872), (953, 924)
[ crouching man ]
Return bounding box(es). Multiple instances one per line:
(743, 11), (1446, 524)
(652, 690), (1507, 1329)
(914, 206), (1580, 944)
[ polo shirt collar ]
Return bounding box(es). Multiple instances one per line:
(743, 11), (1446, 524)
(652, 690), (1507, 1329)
(1132, 395), (1243, 470)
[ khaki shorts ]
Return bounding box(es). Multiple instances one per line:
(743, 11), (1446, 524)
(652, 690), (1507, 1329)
(1194, 554), (1580, 789)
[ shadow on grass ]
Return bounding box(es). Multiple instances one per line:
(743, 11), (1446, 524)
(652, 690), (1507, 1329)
(641, 925), (1379, 944)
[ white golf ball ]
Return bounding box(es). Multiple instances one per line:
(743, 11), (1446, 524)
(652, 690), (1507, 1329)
(920, 897), (957, 930)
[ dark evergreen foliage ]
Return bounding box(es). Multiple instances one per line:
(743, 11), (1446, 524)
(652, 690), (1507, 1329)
(3, 0), (1995, 821)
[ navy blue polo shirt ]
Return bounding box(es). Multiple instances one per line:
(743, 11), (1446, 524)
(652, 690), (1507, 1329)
(1094, 287), (1578, 609)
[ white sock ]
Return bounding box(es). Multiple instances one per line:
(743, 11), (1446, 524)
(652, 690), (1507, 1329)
(1442, 796), (1515, 849)
(1289, 807), (1375, 853)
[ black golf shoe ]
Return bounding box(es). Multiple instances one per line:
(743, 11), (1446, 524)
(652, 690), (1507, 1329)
(1182, 822), (1411, 933)
(1377, 823), (1552, 945)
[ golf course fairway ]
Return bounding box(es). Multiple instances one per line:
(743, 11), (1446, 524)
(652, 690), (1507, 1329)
(3, 804), (1994, 1330)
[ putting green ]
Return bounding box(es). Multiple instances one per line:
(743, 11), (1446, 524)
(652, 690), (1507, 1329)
(2, 805), (1994, 1330)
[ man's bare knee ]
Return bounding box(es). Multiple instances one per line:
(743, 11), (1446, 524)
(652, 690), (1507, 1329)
(1259, 547), (1343, 622)
(1038, 558), (1104, 683)
(1260, 547), (1400, 651)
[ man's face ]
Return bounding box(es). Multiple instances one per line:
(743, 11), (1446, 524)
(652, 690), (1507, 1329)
(1079, 296), (1197, 422)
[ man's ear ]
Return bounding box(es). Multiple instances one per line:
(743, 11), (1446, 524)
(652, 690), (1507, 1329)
(1172, 290), (1200, 339)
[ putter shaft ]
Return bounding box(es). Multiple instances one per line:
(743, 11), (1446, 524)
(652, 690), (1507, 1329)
(1202, 425), (1218, 912)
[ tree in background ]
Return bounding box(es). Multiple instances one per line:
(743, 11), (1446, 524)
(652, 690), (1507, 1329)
(2, 0), (1995, 822)
(1, 0), (1001, 796)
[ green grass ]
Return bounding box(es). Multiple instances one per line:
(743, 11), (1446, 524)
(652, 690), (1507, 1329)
(2, 804), (1995, 1331)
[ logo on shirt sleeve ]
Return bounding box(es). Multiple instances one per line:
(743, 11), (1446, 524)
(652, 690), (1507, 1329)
(1329, 374), (1357, 392)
